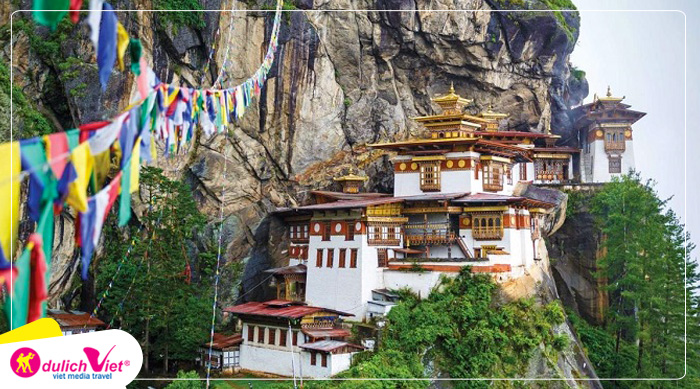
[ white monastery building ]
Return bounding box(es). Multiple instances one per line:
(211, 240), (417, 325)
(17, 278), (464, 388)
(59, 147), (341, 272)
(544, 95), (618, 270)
(223, 85), (645, 378)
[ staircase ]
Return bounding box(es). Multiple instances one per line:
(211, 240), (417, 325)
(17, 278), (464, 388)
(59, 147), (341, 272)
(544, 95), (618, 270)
(456, 237), (473, 259)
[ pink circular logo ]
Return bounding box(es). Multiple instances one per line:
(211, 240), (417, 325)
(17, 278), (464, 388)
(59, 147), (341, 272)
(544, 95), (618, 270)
(10, 347), (40, 378)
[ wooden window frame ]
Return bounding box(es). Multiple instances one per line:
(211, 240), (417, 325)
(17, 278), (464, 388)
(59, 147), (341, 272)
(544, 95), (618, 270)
(316, 249), (323, 267)
(367, 223), (401, 246)
(482, 161), (504, 192)
(519, 163), (527, 181)
(339, 248), (346, 268)
(247, 325), (254, 342)
(604, 129), (626, 152)
(471, 212), (504, 240)
(280, 329), (287, 347)
(257, 326), (264, 344)
(377, 248), (388, 267)
(608, 155), (622, 173)
(326, 248), (334, 268)
(310, 352), (317, 366)
(350, 249), (358, 268)
(268, 328), (276, 345)
(292, 330), (298, 346)
(506, 165), (513, 185)
(321, 353), (328, 367)
(419, 161), (441, 192)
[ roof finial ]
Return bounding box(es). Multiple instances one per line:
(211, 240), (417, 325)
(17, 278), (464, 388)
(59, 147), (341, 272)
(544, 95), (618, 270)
(449, 82), (455, 94)
(606, 85), (612, 97)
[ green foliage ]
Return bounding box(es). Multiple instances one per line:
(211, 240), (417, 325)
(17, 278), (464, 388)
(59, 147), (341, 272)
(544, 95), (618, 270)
(338, 269), (567, 384)
(578, 172), (700, 386)
(164, 370), (204, 389)
(343, 97), (351, 107)
(153, 0), (206, 31)
(96, 167), (217, 371)
(563, 189), (592, 217)
(570, 66), (586, 81)
(0, 59), (56, 142)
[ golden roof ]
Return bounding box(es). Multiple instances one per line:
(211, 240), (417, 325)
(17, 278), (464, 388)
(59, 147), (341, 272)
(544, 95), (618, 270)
(478, 104), (509, 120)
(596, 85), (625, 102)
(432, 83), (473, 113)
(333, 171), (368, 182)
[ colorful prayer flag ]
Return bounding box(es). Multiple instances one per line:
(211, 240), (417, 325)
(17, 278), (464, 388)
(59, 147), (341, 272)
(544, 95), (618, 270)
(116, 22), (130, 71)
(32, 0), (70, 31)
(97, 2), (117, 91)
(0, 142), (21, 265)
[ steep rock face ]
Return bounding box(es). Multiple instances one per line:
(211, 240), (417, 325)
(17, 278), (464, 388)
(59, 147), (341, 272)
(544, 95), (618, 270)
(3, 0), (588, 322)
(546, 191), (607, 325)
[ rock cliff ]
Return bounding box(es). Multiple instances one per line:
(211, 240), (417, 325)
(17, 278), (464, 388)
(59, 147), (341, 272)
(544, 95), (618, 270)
(2, 0), (597, 382)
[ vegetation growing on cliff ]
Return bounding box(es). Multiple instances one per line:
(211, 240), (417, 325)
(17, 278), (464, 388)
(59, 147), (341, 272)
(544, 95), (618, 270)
(316, 269), (568, 387)
(570, 173), (700, 387)
(96, 167), (217, 373)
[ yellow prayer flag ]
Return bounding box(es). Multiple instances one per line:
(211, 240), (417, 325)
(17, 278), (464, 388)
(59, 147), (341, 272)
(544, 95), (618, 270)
(166, 87), (179, 107)
(150, 136), (157, 163)
(0, 142), (20, 261)
(116, 22), (130, 71)
(93, 149), (111, 191)
(130, 137), (141, 193)
(66, 142), (94, 212)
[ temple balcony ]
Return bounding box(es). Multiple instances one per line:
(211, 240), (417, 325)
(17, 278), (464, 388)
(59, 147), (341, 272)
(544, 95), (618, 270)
(604, 141), (625, 152)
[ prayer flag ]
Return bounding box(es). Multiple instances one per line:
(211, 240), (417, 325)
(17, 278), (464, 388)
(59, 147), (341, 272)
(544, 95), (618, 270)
(87, 0), (104, 50)
(130, 39), (142, 75)
(97, 2), (117, 91)
(65, 142), (94, 213)
(33, 0), (69, 31)
(69, 0), (83, 23)
(20, 138), (57, 222)
(116, 22), (130, 71)
(0, 142), (20, 265)
(44, 131), (70, 179)
(27, 234), (48, 323)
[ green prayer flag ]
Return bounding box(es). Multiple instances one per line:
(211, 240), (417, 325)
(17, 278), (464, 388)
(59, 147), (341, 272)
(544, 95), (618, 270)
(32, 0), (70, 31)
(38, 202), (54, 319)
(66, 128), (80, 150)
(4, 248), (31, 330)
(118, 159), (133, 227)
(130, 39), (142, 75)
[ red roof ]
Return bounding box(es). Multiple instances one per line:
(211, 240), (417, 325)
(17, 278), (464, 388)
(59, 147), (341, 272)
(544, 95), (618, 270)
(48, 310), (106, 328)
(453, 193), (525, 203)
(224, 300), (352, 319)
(302, 328), (352, 339)
(204, 333), (243, 350)
(475, 131), (554, 138)
(293, 196), (403, 211)
(264, 264), (307, 275)
(299, 340), (364, 353)
(311, 191), (389, 201)
(532, 147), (580, 153)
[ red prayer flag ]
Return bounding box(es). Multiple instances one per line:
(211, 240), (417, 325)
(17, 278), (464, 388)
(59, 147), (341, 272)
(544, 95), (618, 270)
(27, 234), (48, 323)
(69, 0), (83, 23)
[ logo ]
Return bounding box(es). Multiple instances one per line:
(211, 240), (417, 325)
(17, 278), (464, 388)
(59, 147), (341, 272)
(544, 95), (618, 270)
(10, 347), (41, 378)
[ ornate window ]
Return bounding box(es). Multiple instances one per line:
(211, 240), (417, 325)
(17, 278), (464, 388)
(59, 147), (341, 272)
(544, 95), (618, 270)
(471, 213), (504, 240)
(247, 326), (254, 342)
(535, 160), (565, 182)
(419, 162), (441, 191)
(289, 224), (309, 243)
(604, 129), (626, 151)
(506, 165), (513, 185)
(519, 163), (527, 181)
(609, 156), (621, 173)
(482, 161), (503, 192)
(368, 223), (402, 246)
(377, 248), (388, 267)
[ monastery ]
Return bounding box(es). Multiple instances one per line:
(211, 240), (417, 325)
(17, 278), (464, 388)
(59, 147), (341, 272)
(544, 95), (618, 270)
(221, 85), (646, 377)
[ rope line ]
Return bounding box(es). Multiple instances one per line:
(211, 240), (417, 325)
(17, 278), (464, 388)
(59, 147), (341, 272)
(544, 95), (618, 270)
(205, 132), (229, 388)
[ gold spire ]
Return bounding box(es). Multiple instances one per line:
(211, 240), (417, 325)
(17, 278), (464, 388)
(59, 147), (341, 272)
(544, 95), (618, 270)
(432, 83), (473, 115)
(598, 85), (624, 102)
(606, 85), (612, 97)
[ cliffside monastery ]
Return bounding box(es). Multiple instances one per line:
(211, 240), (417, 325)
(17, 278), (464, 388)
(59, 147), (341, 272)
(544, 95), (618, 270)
(214, 85), (646, 377)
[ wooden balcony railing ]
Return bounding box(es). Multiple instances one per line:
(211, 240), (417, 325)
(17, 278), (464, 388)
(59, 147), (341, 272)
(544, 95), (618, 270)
(472, 226), (503, 240)
(605, 141), (625, 152)
(405, 232), (456, 246)
(368, 238), (401, 246)
(483, 182), (503, 192)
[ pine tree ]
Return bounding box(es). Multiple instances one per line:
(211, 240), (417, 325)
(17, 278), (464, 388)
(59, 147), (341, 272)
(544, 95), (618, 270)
(96, 166), (216, 373)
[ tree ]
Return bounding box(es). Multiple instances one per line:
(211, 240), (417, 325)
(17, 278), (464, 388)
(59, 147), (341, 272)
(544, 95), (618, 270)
(164, 370), (203, 389)
(588, 172), (699, 385)
(96, 166), (215, 373)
